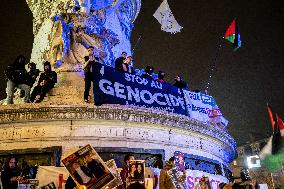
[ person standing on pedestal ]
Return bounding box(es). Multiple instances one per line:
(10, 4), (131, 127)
(83, 46), (98, 103)
(115, 52), (127, 72)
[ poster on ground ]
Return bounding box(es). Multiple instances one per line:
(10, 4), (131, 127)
(61, 144), (115, 189)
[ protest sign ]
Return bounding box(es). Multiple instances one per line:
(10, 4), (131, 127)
(104, 159), (123, 189)
(92, 64), (228, 127)
(174, 151), (185, 172)
(18, 179), (39, 189)
(126, 160), (145, 188)
(62, 144), (114, 189)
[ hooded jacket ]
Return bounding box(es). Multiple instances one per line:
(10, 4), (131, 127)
(159, 161), (175, 189)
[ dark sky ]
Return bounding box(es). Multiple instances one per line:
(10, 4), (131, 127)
(0, 0), (284, 145)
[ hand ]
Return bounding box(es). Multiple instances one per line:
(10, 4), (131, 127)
(10, 176), (23, 182)
(10, 176), (18, 182)
(78, 185), (87, 189)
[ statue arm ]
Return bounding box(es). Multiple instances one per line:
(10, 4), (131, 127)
(26, 0), (36, 14)
(26, 0), (48, 15)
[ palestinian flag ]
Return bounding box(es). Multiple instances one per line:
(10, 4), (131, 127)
(267, 104), (275, 129)
(277, 114), (284, 136)
(223, 19), (242, 50)
(259, 105), (284, 172)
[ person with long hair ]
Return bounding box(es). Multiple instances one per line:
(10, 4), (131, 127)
(119, 154), (135, 189)
(128, 164), (136, 179)
(0, 157), (23, 189)
(134, 163), (144, 179)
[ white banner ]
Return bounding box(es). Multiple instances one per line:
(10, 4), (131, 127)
(184, 91), (228, 127)
(185, 170), (227, 189)
(35, 166), (69, 188)
(148, 168), (227, 189)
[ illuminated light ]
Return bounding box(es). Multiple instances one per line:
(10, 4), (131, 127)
(247, 155), (261, 168)
(55, 60), (63, 67)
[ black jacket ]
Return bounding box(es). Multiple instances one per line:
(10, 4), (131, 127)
(72, 166), (93, 185)
(1, 168), (21, 189)
(114, 57), (125, 72)
(26, 69), (40, 87)
(37, 71), (57, 88)
(86, 159), (106, 179)
(4, 63), (29, 84)
(173, 81), (188, 90)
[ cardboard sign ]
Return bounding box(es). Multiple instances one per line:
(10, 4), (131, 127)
(18, 179), (39, 189)
(62, 144), (115, 189)
(126, 160), (145, 188)
(104, 159), (123, 189)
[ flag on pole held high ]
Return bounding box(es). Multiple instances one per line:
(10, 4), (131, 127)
(267, 104), (275, 129)
(223, 19), (241, 50)
(153, 0), (183, 34)
(259, 104), (284, 172)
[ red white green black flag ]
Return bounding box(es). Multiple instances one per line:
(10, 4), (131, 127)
(223, 19), (242, 50)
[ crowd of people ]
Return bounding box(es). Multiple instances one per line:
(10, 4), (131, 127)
(0, 157), (37, 189)
(82, 48), (191, 103)
(4, 49), (190, 105)
(113, 51), (189, 90)
(0, 155), (265, 189)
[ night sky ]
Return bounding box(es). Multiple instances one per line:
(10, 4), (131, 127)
(0, 0), (283, 146)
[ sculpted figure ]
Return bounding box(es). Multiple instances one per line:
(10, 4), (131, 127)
(26, 0), (141, 70)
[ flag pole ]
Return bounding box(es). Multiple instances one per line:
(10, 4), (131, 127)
(132, 35), (142, 56)
(271, 172), (275, 189)
(205, 42), (223, 94)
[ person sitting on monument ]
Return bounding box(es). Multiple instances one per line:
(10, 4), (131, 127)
(20, 62), (40, 98)
(4, 55), (31, 104)
(115, 52), (127, 72)
(30, 61), (57, 103)
(26, 62), (40, 88)
(141, 66), (154, 80)
(83, 46), (99, 103)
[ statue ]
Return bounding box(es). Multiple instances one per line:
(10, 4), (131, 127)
(26, 0), (141, 70)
